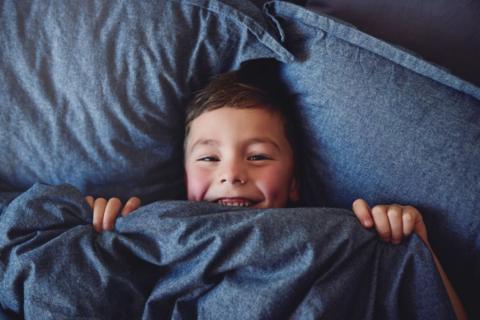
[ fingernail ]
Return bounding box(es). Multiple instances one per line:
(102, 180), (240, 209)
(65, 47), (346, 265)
(363, 220), (372, 227)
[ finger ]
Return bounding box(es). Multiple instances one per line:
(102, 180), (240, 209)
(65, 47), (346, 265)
(407, 206), (429, 244)
(85, 196), (94, 209)
(387, 205), (403, 244)
(415, 217), (429, 244)
(103, 198), (122, 231)
(352, 198), (373, 228)
(402, 209), (415, 237)
(92, 198), (107, 232)
(121, 197), (141, 216)
(371, 205), (391, 242)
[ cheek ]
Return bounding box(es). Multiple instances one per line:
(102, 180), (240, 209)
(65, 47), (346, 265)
(186, 167), (211, 201)
(255, 166), (293, 205)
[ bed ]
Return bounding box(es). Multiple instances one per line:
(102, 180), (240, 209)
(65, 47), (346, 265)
(1, 0), (479, 319)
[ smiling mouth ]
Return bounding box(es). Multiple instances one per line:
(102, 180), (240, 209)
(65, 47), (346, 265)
(214, 198), (258, 207)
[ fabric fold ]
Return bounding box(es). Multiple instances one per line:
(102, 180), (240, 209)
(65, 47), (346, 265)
(0, 184), (454, 319)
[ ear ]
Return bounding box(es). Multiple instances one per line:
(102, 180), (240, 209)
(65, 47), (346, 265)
(288, 177), (300, 203)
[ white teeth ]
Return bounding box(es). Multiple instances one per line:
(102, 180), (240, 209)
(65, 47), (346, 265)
(217, 200), (251, 207)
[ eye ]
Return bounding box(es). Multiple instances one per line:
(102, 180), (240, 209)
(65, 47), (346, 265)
(247, 154), (272, 161)
(197, 156), (219, 162)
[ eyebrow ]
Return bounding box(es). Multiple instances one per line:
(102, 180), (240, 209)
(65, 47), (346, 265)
(190, 137), (280, 152)
(189, 139), (220, 152)
(189, 137), (281, 152)
(245, 138), (281, 151)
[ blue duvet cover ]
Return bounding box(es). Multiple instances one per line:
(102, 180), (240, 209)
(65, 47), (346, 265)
(0, 184), (454, 319)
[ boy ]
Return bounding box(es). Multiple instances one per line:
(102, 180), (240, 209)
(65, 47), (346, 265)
(86, 70), (466, 318)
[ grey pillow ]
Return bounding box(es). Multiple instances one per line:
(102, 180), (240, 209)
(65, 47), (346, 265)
(0, 0), (292, 203)
(267, 2), (480, 317)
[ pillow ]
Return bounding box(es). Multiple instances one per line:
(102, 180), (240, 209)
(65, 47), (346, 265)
(305, 0), (480, 87)
(266, 1), (480, 317)
(0, 0), (293, 203)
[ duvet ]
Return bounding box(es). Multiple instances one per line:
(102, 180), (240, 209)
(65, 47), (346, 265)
(0, 184), (454, 319)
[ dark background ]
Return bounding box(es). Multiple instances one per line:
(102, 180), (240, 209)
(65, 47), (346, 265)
(304, 0), (480, 87)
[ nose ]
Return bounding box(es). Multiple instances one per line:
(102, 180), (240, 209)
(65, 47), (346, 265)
(219, 161), (248, 185)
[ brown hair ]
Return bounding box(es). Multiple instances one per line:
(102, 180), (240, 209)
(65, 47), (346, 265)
(185, 70), (297, 147)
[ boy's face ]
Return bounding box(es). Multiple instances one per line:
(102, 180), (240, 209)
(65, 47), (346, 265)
(184, 107), (299, 208)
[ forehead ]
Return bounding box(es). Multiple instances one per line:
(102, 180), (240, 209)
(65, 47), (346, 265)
(186, 107), (288, 146)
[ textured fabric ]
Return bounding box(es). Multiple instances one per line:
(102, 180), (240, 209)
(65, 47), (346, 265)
(305, 0), (480, 87)
(0, 184), (454, 319)
(266, 2), (480, 317)
(0, 0), (293, 203)
(0, 0), (477, 318)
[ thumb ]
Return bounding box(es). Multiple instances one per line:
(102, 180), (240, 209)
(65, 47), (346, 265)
(121, 197), (141, 216)
(414, 215), (429, 244)
(352, 198), (374, 228)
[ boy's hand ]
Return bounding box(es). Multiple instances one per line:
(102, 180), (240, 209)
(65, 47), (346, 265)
(353, 199), (467, 319)
(85, 196), (141, 232)
(352, 198), (428, 245)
